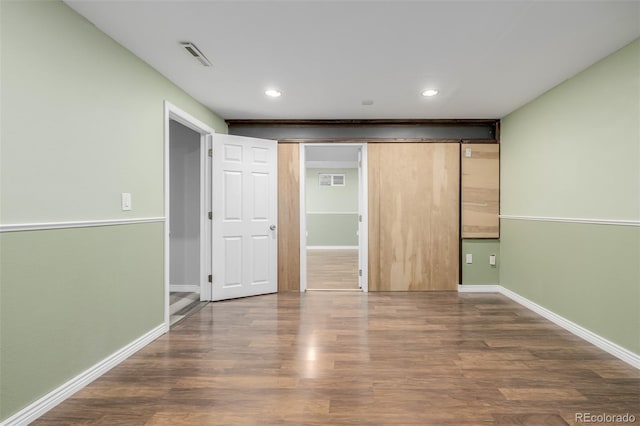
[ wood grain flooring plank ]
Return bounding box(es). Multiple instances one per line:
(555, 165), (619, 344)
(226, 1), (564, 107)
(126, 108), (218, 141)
(306, 249), (359, 290)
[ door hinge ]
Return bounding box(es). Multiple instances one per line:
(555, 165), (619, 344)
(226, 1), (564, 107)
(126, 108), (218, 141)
(359, 269), (362, 277)
(208, 211), (212, 220)
(208, 274), (212, 283)
(208, 148), (213, 157)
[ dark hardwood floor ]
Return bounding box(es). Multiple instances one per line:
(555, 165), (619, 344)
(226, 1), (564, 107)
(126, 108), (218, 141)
(34, 292), (639, 425)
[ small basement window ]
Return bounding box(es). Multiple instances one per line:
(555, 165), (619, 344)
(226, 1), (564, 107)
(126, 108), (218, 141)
(318, 173), (346, 187)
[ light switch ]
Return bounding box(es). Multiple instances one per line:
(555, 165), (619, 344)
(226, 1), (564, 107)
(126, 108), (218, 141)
(465, 148), (472, 158)
(465, 253), (473, 264)
(489, 254), (496, 266)
(121, 193), (132, 211)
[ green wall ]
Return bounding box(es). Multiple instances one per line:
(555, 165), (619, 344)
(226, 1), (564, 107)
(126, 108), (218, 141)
(500, 220), (639, 354)
(500, 38), (640, 355)
(461, 240), (499, 285)
(307, 214), (359, 246)
(1, 1), (227, 224)
(305, 168), (359, 212)
(305, 168), (359, 246)
(0, 224), (164, 418)
(0, 1), (226, 420)
(501, 40), (639, 221)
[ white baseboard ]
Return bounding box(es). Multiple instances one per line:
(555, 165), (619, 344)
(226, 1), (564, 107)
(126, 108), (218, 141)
(307, 245), (358, 250)
(458, 284), (640, 370)
(499, 286), (640, 370)
(170, 284), (200, 293)
(0, 324), (166, 426)
(457, 284), (500, 292)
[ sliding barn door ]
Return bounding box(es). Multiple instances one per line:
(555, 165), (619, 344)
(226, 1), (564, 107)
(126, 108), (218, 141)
(369, 143), (459, 291)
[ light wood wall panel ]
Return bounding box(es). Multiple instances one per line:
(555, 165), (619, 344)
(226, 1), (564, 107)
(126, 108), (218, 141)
(277, 143), (300, 291)
(369, 143), (460, 291)
(462, 143), (500, 238)
(368, 145), (382, 291)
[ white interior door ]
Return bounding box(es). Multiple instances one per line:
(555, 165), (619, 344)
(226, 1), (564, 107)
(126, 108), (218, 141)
(358, 145), (368, 292)
(212, 134), (278, 301)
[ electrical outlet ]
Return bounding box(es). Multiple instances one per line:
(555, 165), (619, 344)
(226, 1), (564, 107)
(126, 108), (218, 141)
(465, 253), (473, 264)
(121, 193), (132, 211)
(489, 254), (496, 266)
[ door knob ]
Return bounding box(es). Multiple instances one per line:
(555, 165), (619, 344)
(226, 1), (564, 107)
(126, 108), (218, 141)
(270, 225), (277, 231)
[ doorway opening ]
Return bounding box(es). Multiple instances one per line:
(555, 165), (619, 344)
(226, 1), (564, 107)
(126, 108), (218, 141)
(168, 120), (206, 325)
(164, 102), (214, 330)
(299, 143), (368, 292)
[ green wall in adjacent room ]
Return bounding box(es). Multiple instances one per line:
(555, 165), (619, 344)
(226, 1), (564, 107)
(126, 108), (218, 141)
(500, 38), (639, 356)
(307, 214), (359, 246)
(305, 168), (359, 213)
(461, 240), (499, 285)
(0, 1), (226, 421)
(305, 168), (359, 246)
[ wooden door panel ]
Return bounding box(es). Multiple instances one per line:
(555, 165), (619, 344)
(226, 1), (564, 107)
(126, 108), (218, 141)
(462, 143), (500, 238)
(367, 144), (382, 291)
(277, 143), (300, 291)
(369, 143), (459, 291)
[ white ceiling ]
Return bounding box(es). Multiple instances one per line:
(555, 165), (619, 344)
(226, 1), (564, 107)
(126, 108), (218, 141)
(65, 1), (640, 120)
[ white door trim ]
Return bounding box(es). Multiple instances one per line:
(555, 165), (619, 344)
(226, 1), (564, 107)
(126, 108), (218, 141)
(299, 144), (307, 292)
(359, 145), (369, 292)
(299, 143), (368, 292)
(163, 101), (215, 330)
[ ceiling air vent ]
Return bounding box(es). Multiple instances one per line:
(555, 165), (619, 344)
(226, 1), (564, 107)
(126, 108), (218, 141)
(180, 42), (212, 67)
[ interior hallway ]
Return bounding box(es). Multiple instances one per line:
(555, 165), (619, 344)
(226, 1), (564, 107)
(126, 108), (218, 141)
(33, 292), (640, 425)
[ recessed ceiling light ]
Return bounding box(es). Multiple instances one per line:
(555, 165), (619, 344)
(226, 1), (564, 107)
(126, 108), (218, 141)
(422, 89), (439, 97)
(265, 89), (282, 98)
(361, 99), (374, 106)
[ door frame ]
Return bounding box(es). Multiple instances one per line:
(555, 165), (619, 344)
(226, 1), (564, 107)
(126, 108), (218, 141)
(163, 101), (214, 330)
(298, 143), (368, 292)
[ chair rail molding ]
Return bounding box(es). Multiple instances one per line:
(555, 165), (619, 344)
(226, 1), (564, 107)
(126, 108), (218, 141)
(0, 217), (165, 233)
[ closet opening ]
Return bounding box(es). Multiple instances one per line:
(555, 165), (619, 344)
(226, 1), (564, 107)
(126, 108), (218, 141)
(164, 101), (214, 329)
(168, 119), (206, 325)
